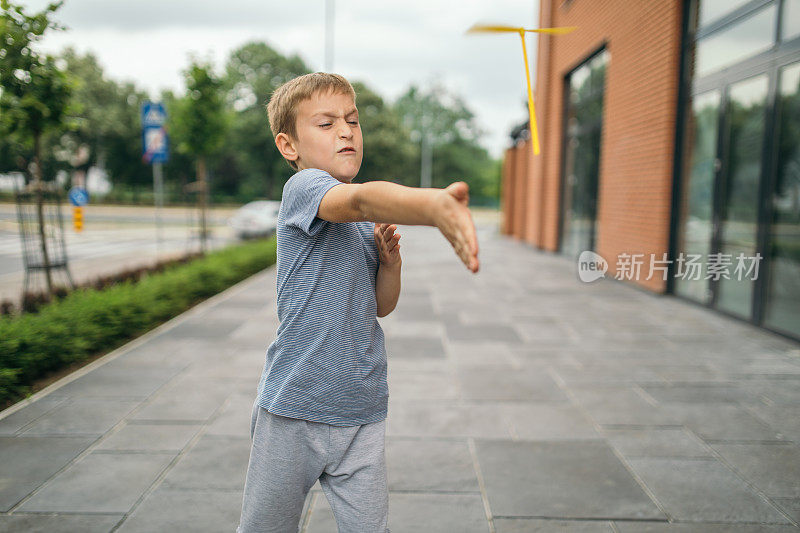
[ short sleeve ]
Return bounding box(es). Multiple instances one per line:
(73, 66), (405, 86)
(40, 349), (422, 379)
(281, 169), (343, 236)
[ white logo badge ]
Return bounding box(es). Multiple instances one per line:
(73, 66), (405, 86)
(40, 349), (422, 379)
(578, 251), (607, 283)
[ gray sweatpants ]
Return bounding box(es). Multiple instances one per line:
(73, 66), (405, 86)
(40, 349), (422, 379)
(236, 400), (390, 533)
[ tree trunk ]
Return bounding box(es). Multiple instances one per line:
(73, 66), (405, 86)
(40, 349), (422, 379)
(33, 132), (54, 297)
(198, 156), (208, 254)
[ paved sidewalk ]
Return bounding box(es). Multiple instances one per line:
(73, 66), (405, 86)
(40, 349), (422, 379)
(1, 217), (799, 532)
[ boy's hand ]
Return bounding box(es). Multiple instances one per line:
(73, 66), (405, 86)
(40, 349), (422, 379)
(374, 223), (402, 268)
(435, 181), (480, 273)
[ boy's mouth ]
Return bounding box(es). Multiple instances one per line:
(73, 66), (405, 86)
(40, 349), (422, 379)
(338, 147), (356, 153)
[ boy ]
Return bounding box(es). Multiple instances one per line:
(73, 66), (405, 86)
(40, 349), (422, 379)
(237, 72), (479, 533)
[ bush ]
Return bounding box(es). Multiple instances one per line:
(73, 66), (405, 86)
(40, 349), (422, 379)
(0, 237), (276, 408)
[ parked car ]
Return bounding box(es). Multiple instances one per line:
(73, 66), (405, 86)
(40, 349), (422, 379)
(228, 201), (280, 239)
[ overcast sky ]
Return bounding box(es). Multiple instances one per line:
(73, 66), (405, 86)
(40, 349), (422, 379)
(27, 0), (540, 159)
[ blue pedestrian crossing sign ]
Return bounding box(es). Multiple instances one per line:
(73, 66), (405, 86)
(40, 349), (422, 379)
(69, 187), (89, 207)
(141, 101), (169, 164)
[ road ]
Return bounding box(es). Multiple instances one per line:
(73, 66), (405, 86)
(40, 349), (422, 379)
(0, 203), (241, 305)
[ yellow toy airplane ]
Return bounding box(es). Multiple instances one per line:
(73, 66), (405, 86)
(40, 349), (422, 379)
(467, 24), (577, 155)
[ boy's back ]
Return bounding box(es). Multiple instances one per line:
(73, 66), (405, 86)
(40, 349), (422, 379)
(255, 168), (388, 426)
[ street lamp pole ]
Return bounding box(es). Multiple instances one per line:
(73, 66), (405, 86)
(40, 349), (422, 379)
(325, 0), (335, 71)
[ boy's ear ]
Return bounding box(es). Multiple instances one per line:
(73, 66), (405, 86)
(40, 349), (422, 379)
(275, 133), (299, 165)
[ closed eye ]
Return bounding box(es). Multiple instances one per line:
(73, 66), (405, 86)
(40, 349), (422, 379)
(319, 123), (332, 128)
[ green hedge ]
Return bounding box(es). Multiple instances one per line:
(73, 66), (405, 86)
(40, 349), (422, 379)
(0, 236), (277, 408)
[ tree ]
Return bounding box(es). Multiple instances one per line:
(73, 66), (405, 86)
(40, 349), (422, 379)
(170, 57), (227, 252)
(220, 41), (310, 200)
(0, 0), (74, 295)
(394, 83), (499, 204)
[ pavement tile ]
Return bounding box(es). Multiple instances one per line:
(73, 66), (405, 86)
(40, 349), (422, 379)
(166, 317), (244, 339)
(626, 457), (791, 524)
(52, 365), (183, 399)
(614, 523), (799, 532)
(386, 400), (513, 439)
(672, 404), (787, 442)
(115, 486), (243, 532)
(446, 341), (523, 369)
(0, 397), (68, 436)
(0, 513), (123, 532)
(93, 422), (201, 451)
(569, 386), (682, 426)
(493, 519), (615, 532)
(474, 439), (664, 520)
(306, 491), (489, 533)
(445, 322), (524, 344)
(386, 438), (479, 492)
(640, 382), (760, 404)
(18, 451), (176, 513)
(710, 443), (800, 498)
(773, 498), (800, 523)
(385, 336), (445, 359)
(205, 394), (255, 437)
(19, 398), (141, 437)
(160, 435), (250, 491)
(499, 402), (601, 440)
(599, 427), (713, 458)
(0, 435), (95, 511)
(457, 368), (569, 402)
(388, 371), (461, 400)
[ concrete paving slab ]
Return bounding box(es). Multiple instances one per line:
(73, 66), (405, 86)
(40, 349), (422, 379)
(0, 436), (95, 511)
(306, 491), (489, 533)
(384, 336), (445, 359)
(774, 498), (800, 524)
(386, 400), (513, 439)
(18, 451), (175, 513)
(598, 427), (714, 458)
(115, 486), (243, 532)
(457, 367), (569, 402)
(93, 422), (201, 452)
(710, 443), (800, 498)
(0, 397), (68, 436)
(19, 398), (140, 437)
(672, 404), (788, 442)
(160, 435), (250, 491)
(475, 439), (664, 520)
(614, 523), (798, 532)
(626, 457), (791, 524)
(385, 437), (479, 492)
(493, 518), (615, 532)
(499, 402), (601, 440)
(0, 513), (123, 532)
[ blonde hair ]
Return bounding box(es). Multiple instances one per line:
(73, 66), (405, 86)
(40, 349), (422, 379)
(266, 72), (357, 170)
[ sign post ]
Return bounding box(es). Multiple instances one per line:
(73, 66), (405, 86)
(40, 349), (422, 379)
(141, 102), (169, 256)
(68, 186), (89, 232)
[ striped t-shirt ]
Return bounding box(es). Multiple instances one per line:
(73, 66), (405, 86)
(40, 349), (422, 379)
(255, 168), (389, 426)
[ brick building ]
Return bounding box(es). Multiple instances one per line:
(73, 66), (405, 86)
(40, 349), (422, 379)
(502, 0), (800, 341)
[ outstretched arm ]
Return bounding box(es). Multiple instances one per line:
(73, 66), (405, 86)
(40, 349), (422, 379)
(317, 180), (479, 273)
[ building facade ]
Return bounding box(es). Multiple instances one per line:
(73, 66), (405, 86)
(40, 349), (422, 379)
(502, 0), (800, 341)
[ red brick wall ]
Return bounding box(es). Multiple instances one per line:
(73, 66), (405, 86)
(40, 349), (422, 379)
(502, 0), (683, 293)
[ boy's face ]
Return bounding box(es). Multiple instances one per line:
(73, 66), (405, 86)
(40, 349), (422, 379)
(276, 89), (363, 183)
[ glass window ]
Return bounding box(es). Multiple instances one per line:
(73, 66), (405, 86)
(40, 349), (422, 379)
(763, 62), (800, 337)
(715, 74), (769, 318)
(699, 0), (753, 27)
(560, 51), (607, 260)
(782, 0), (800, 41)
(695, 4), (777, 77)
(675, 91), (721, 303)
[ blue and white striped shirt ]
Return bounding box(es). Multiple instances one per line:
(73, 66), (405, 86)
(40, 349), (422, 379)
(255, 168), (388, 426)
